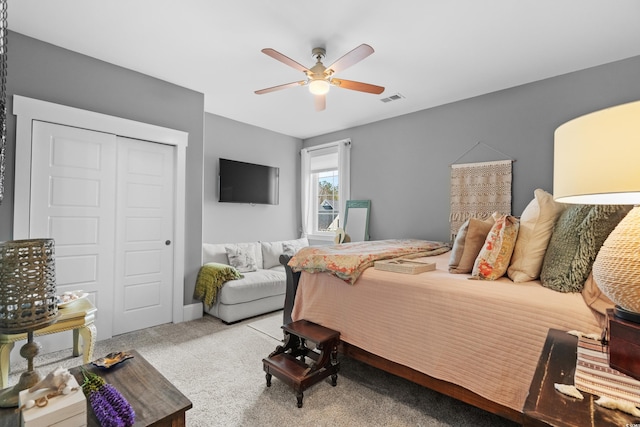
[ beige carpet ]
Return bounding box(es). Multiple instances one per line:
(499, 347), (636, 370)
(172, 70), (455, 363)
(247, 312), (285, 341)
(8, 310), (517, 427)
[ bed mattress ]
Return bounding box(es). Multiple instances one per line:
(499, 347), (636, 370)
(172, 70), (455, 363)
(291, 252), (605, 412)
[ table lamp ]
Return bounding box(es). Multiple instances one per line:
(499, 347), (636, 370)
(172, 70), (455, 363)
(0, 238), (59, 407)
(553, 100), (640, 322)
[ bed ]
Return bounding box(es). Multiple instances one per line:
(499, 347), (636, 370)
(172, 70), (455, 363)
(282, 222), (617, 423)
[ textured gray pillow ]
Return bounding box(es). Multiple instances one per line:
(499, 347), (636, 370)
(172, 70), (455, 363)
(540, 204), (629, 293)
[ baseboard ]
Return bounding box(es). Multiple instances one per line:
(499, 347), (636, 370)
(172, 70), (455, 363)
(183, 302), (203, 322)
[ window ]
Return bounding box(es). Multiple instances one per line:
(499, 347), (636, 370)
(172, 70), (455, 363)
(301, 140), (350, 239)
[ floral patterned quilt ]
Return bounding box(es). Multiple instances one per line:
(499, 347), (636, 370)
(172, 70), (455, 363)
(288, 239), (450, 284)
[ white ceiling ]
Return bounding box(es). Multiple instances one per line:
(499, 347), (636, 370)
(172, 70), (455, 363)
(8, 1), (640, 139)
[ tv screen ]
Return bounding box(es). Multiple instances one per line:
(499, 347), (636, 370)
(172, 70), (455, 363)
(219, 158), (279, 205)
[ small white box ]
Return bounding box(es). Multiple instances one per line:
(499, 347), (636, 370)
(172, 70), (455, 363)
(19, 375), (87, 427)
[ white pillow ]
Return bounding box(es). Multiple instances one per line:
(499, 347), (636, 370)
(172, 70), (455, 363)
(507, 189), (566, 282)
(225, 243), (259, 272)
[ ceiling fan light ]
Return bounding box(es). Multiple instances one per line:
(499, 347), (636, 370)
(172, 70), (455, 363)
(308, 79), (330, 95)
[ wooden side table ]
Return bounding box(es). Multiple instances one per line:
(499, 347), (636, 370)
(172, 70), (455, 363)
(0, 298), (97, 388)
(0, 349), (192, 426)
(263, 319), (340, 408)
(523, 328), (639, 426)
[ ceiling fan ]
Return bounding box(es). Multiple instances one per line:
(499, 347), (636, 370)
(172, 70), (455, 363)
(254, 44), (385, 111)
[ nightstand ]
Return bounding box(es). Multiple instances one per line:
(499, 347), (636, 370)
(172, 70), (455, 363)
(523, 329), (638, 426)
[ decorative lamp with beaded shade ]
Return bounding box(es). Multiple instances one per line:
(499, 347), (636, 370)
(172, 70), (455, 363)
(553, 100), (640, 322)
(0, 239), (59, 407)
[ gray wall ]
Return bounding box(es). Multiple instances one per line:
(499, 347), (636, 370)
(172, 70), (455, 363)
(203, 113), (301, 244)
(304, 55), (640, 243)
(0, 32), (205, 306)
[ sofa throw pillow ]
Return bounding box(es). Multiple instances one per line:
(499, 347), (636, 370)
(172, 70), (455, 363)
(540, 204), (630, 293)
(507, 189), (566, 282)
(449, 216), (495, 274)
(471, 214), (520, 280)
(282, 237), (309, 257)
(225, 244), (258, 273)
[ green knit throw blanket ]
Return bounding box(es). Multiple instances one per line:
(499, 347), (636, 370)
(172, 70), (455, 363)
(194, 262), (243, 308)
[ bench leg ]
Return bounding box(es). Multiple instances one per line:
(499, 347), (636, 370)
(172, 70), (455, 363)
(0, 342), (15, 389)
(73, 324), (97, 363)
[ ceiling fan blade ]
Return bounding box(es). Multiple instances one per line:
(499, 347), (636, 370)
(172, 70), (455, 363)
(326, 44), (374, 74)
(261, 48), (310, 73)
(255, 81), (306, 95)
(315, 94), (326, 111)
(331, 78), (384, 95)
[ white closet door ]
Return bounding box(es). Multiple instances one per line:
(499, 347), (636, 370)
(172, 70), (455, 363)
(30, 122), (176, 342)
(30, 121), (117, 340)
(112, 136), (175, 335)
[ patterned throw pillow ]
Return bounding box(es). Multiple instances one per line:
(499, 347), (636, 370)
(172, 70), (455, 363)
(471, 214), (520, 280)
(225, 244), (258, 273)
(540, 204), (629, 293)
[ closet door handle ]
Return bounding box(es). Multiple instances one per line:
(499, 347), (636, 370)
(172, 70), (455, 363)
(165, 240), (171, 246)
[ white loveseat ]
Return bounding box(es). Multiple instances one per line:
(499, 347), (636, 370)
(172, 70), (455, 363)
(201, 238), (308, 323)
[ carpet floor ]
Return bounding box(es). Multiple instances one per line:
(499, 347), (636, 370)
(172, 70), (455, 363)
(8, 310), (519, 427)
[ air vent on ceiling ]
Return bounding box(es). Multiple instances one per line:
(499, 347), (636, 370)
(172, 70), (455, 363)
(380, 93), (405, 103)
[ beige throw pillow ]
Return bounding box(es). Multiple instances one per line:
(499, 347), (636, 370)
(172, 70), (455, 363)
(449, 216), (495, 274)
(507, 189), (566, 282)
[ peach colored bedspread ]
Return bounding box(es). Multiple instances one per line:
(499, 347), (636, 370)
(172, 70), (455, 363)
(291, 252), (606, 412)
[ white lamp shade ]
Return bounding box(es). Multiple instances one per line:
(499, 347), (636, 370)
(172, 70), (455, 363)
(554, 100), (640, 204)
(308, 79), (330, 95)
(554, 100), (640, 317)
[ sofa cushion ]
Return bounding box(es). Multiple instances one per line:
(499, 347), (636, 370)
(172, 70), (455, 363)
(203, 242), (263, 268)
(261, 237), (309, 269)
(203, 243), (230, 265)
(226, 243), (259, 272)
(217, 269), (286, 304)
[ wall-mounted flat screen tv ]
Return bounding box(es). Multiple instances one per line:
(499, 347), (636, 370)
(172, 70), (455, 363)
(219, 158), (279, 205)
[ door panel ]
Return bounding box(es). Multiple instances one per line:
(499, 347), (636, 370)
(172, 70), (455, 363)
(31, 121), (117, 340)
(113, 137), (174, 335)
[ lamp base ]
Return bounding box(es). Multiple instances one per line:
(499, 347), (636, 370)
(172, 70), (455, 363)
(613, 306), (640, 324)
(0, 369), (40, 407)
(608, 308), (640, 381)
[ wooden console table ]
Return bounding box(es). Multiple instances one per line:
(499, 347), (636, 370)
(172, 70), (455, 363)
(0, 298), (97, 388)
(263, 319), (340, 408)
(0, 349), (192, 427)
(523, 328), (639, 426)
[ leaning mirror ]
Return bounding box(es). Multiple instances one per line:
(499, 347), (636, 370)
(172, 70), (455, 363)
(343, 200), (371, 242)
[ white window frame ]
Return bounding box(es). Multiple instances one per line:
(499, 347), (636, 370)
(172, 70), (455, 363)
(301, 139), (350, 241)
